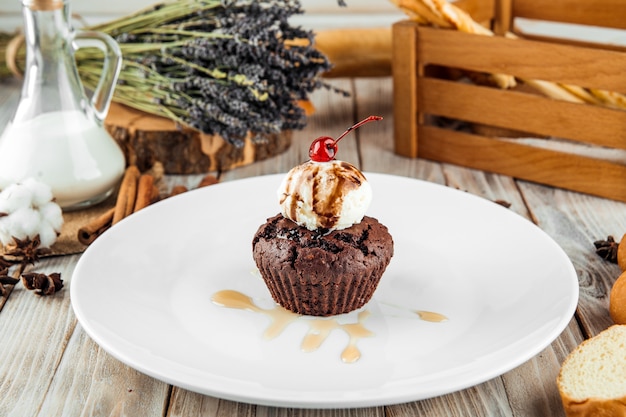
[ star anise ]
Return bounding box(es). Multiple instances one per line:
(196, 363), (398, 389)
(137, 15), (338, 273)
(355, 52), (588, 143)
(0, 255), (14, 269)
(4, 235), (51, 271)
(0, 266), (19, 297)
(594, 235), (619, 263)
(21, 272), (63, 296)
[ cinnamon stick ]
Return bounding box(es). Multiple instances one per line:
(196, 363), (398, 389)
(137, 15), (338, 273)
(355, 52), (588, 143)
(169, 185), (188, 197)
(197, 174), (219, 188)
(112, 165), (140, 225)
(77, 207), (115, 246)
(133, 174), (159, 213)
(77, 165), (167, 246)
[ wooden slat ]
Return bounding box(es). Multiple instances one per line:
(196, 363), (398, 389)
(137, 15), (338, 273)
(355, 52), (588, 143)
(420, 78), (626, 150)
(417, 26), (626, 93)
(494, 0), (513, 35)
(511, 0), (626, 30)
(392, 21), (419, 158)
(511, 31), (626, 53)
(417, 125), (626, 202)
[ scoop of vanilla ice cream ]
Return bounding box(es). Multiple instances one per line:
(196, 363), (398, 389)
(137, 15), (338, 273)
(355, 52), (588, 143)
(277, 160), (372, 231)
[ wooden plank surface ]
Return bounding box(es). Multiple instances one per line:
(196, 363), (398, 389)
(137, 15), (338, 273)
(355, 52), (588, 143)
(518, 180), (626, 336)
(0, 76), (625, 417)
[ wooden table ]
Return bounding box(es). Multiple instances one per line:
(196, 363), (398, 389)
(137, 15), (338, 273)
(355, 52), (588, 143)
(1, 76), (625, 417)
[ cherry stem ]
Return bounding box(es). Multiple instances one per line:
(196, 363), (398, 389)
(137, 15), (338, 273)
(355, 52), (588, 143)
(335, 116), (383, 143)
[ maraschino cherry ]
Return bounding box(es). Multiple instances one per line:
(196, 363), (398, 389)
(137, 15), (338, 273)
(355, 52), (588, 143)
(309, 116), (383, 162)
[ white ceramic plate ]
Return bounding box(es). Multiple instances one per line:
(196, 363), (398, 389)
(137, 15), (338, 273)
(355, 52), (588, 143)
(71, 173), (578, 408)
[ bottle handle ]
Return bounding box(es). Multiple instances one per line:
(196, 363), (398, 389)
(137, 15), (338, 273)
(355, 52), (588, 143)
(72, 31), (122, 122)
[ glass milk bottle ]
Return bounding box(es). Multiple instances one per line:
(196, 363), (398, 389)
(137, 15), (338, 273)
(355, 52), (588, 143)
(0, 0), (125, 210)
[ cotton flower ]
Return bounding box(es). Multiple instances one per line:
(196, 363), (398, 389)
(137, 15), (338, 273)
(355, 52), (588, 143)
(0, 179), (64, 248)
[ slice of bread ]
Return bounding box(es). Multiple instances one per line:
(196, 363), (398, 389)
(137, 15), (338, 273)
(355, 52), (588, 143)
(557, 325), (626, 417)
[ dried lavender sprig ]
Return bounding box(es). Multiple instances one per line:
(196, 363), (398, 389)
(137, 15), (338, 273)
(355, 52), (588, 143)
(87, 0), (223, 36)
(74, 0), (332, 146)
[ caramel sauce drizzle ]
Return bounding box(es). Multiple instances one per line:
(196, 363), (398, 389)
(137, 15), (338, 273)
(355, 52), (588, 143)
(415, 310), (448, 323)
(212, 290), (372, 363)
(212, 289), (449, 364)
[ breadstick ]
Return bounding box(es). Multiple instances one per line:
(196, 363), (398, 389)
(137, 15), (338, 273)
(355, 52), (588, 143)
(589, 88), (626, 109)
(390, 0), (450, 27)
(521, 79), (586, 103)
(431, 0), (492, 35)
(553, 84), (602, 104)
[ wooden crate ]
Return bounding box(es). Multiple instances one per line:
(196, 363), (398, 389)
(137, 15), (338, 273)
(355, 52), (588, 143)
(392, 0), (626, 202)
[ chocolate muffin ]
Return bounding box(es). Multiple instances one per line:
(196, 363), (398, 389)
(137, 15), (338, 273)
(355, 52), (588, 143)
(252, 213), (394, 316)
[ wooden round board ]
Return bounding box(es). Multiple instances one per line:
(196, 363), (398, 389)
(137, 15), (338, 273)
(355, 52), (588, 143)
(104, 102), (292, 174)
